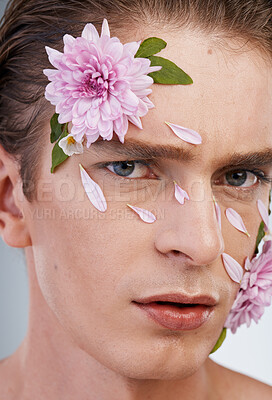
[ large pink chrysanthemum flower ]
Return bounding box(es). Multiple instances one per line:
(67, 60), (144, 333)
(43, 19), (161, 147)
(224, 240), (272, 334)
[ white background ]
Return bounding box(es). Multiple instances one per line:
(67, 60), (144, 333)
(0, 0), (271, 387)
(0, 0), (7, 19)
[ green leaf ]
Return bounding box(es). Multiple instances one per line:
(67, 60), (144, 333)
(210, 328), (227, 354)
(51, 126), (69, 173)
(135, 37), (167, 58)
(147, 55), (193, 85)
(50, 113), (64, 143)
(254, 221), (265, 254)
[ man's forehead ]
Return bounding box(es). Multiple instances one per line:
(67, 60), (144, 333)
(87, 32), (272, 166)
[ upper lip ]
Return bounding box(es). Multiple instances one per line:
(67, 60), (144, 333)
(133, 293), (217, 306)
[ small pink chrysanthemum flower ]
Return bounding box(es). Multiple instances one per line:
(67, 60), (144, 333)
(224, 240), (272, 334)
(43, 19), (161, 147)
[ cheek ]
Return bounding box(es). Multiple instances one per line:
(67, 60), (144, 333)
(27, 195), (148, 312)
(27, 204), (161, 364)
(24, 185), (245, 377)
(219, 195), (265, 263)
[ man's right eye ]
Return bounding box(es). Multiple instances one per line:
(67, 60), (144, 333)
(103, 160), (158, 180)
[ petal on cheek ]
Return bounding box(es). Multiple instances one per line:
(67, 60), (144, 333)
(174, 181), (190, 205)
(127, 204), (156, 223)
(79, 163), (107, 212)
(225, 208), (250, 237)
(257, 199), (269, 232)
(222, 253), (244, 283)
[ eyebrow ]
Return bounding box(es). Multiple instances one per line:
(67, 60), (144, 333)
(87, 138), (196, 161)
(87, 138), (272, 169)
(216, 149), (272, 172)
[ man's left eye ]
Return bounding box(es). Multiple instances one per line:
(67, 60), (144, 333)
(105, 160), (156, 179)
(223, 170), (260, 187)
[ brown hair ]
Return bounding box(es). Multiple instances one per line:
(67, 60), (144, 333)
(0, 0), (271, 201)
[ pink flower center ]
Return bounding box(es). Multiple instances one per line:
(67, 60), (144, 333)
(81, 73), (108, 99)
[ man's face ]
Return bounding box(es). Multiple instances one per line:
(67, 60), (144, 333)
(22, 29), (272, 379)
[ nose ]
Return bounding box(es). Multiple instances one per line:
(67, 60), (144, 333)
(154, 194), (224, 266)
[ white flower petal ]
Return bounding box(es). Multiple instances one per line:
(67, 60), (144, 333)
(75, 142), (84, 153)
(43, 68), (59, 80)
(148, 65), (163, 73)
(45, 46), (63, 69)
(79, 164), (107, 212)
(165, 121), (202, 145)
(257, 199), (269, 231)
(174, 181), (189, 205)
(244, 257), (251, 271)
(222, 253), (244, 283)
(81, 23), (99, 43)
(58, 110), (73, 124)
(127, 204), (156, 223)
(142, 97), (155, 109)
(63, 34), (76, 52)
(127, 114), (143, 129)
(58, 136), (69, 155)
(58, 134), (83, 156)
(101, 18), (110, 37)
(226, 208), (250, 237)
(124, 41), (141, 56)
(263, 233), (272, 242)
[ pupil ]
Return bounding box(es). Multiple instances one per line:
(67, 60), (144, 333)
(113, 161), (135, 177)
(226, 171), (247, 186)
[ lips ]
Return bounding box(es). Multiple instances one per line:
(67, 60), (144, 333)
(133, 293), (217, 306)
(132, 293), (216, 330)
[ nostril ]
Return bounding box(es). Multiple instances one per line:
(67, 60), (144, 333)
(169, 249), (193, 261)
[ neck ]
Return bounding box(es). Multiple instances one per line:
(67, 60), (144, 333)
(7, 247), (215, 400)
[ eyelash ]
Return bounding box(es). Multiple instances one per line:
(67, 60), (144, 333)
(97, 159), (272, 187)
(227, 169), (272, 185)
(98, 159), (159, 180)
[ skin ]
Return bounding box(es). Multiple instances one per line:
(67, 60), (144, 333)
(0, 26), (272, 399)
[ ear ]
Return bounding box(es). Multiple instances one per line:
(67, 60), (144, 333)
(0, 145), (32, 248)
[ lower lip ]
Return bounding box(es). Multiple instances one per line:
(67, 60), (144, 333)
(134, 302), (214, 330)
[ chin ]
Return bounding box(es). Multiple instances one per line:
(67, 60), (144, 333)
(112, 360), (203, 381)
(91, 341), (209, 381)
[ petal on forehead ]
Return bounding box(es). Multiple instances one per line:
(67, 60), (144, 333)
(165, 122), (202, 145)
